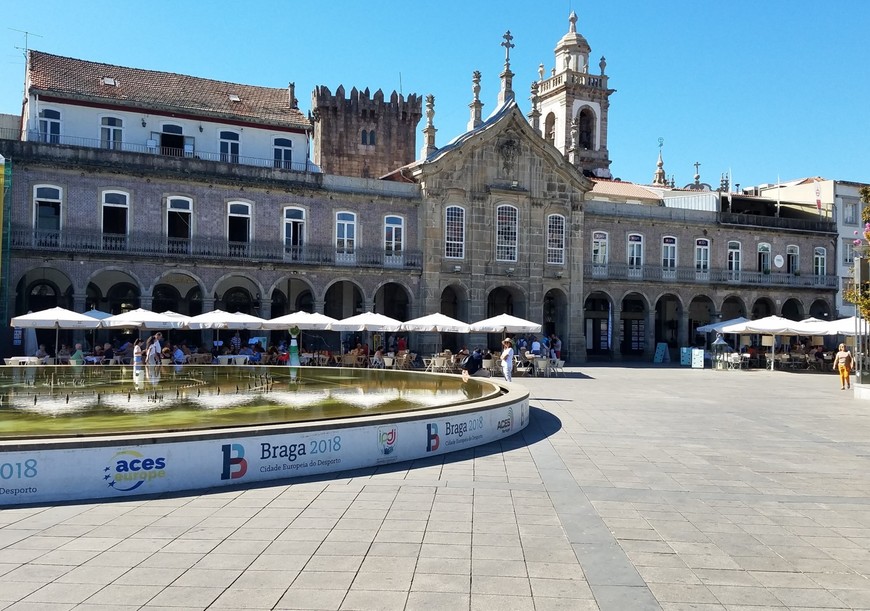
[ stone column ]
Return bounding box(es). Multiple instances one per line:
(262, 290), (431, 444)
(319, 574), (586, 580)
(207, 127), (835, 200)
(313, 299), (325, 314)
(678, 310), (690, 350)
(644, 309), (656, 361)
(259, 301), (272, 320)
(611, 303), (623, 361)
(139, 295), (153, 311)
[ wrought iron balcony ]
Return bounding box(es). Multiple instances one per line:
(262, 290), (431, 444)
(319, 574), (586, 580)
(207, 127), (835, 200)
(584, 261), (838, 289)
(10, 227), (422, 270)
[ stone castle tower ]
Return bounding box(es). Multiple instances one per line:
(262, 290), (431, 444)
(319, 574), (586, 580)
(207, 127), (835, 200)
(532, 11), (615, 178)
(311, 86), (423, 178)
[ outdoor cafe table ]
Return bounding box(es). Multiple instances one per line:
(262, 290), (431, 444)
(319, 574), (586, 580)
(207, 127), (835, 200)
(4, 357), (40, 366)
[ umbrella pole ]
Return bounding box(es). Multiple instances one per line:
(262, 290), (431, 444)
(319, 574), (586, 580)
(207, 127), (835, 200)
(55, 324), (59, 356)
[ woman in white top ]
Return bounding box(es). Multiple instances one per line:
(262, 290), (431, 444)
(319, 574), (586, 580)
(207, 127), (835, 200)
(500, 338), (514, 382)
(133, 338), (143, 365)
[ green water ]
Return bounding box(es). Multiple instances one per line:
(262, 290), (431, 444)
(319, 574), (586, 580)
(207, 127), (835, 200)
(0, 365), (499, 439)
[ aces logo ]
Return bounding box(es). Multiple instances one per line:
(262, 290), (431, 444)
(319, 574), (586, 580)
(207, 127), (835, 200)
(496, 407), (514, 434)
(104, 449), (167, 492)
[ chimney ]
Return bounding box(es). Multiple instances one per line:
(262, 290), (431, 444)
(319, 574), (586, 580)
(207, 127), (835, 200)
(288, 82), (297, 109)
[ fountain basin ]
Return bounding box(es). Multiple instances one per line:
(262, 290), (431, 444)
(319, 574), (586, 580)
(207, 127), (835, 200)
(0, 365), (528, 506)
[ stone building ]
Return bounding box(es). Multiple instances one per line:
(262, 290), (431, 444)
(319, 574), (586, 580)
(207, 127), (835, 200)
(0, 12), (840, 362)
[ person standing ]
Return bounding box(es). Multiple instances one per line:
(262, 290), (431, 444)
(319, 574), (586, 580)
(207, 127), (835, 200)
(500, 338), (515, 382)
(230, 331), (242, 353)
(833, 343), (854, 390)
(551, 334), (562, 360)
(133, 338), (143, 365)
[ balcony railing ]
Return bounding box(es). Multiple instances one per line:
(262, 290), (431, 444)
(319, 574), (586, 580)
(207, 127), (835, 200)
(11, 227), (422, 270)
(584, 261), (838, 289)
(4, 129), (314, 173)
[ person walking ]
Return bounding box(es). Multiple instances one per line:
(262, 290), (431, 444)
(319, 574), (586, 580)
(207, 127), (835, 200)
(833, 343), (854, 390)
(500, 338), (515, 382)
(132, 338), (143, 366)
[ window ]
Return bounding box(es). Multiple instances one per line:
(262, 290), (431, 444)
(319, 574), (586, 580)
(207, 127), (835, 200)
(843, 197), (859, 225)
(496, 205), (518, 262)
(38, 109), (60, 143)
(100, 117), (123, 150)
(627, 233), (643, 269)
(167, 197), (192, 254)
(368, 131), (376, 146)
(786, 245), (799, 274)
(727, 240), (741, 279)
(361, 130), (368, 145)
(283, 207), (305, 260)
(220, 131), (240, 163)
(384, 216), (403, 254)
(227, 202), (251, 255)
(33, 185), (62, 246)
(662, 237), (677, 271)
(102, 191), (129, 250)
(273, 137), (292, 169)
(445, 206), (465, 259)
(814, 247), (827, 276)
(757, 242), (771, 272)
(577, 108), (594, 150)
(843, 238), (856, 264)
(547, 215), (565, 265)
(695, 238), (710, 272)
(592, 231), (608, 265)
(544, 113), (556, 145)
(336, 212), (356, 261)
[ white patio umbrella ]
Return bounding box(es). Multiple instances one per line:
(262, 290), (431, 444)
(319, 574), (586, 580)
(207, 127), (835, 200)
(185, 309), (267, 330)
(102, 308), (189, 330)
(826, 316), (870, 336)
(469, 313), (542, 334)
(721, 315), (826, 370)
(328, 312), (404, 332)
(696, 316), (749, 334)
(261, 311), (338, 330)
(11, 306), (103, 353)
(400, 313), (470, 333)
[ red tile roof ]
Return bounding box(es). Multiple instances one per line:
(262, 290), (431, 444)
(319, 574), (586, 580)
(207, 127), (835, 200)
(28, 50), (310, 131)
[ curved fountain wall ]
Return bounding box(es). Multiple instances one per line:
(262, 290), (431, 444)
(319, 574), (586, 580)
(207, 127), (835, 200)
(0, 374), (529, 506)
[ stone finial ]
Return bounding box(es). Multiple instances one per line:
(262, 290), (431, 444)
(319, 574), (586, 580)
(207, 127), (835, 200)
(599, 56), (607, 75)
(538, 63), (545, 81)
(527, 81), (541, 131)
(421, 94), (437, 159)
(569, 10), (578, 33)
(653, 151), (667, 186)
(468, 70), (484, 130)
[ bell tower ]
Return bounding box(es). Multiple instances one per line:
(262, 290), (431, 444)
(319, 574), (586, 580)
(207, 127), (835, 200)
(534, 11), (615, 178)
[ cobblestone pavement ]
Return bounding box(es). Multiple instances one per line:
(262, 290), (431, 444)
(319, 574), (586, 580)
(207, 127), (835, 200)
(1, 365), (869, 610)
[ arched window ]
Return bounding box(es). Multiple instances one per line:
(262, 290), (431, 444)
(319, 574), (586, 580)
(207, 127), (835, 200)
(496, 204), (518, 262)
(368, 131), (376, 146)
(814, 247), (827, 276)
(786, 245), (799, 274)
(547, 214), (565, 265)
(283, 206), (305, 259)
(273, 137), (292, 169)
(627, 233), (643, 269)
(360, 130), (368, 145)
(544, 113), (556, 145)
(336, 211), (356, 257)
(662, 236), (677, 276)
(757, 242), (771, 273)
(577, 107), (595, 150)
(384, 215), (403, 254)
(445, 206), (465, 259)
(695, 238), (710, 273)
(220, 131), (240, 163)
(33, 185), (62, 246)
(227, 201), (251, 255)
(167, 197), (192, 253)
(100, 116), (123, 150)
(592, 231), (608, 265)
(38, 108), (61, 143)
(102, 190), (129, 251)
(728, 240), (741, 280)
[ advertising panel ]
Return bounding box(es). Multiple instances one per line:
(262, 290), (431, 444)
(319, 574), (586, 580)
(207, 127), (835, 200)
(0, 398), (529, 506)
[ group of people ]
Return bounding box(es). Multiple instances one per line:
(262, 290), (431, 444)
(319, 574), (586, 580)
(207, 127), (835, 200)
(515, 333), (562, 360)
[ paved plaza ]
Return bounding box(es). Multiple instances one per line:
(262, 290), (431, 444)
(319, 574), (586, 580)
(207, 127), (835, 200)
(1, 365), (870, 610)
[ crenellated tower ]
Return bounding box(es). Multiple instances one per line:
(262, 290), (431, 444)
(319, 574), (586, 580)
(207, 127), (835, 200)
(534, 11), (615, 178)
(311, 85), (423, 178)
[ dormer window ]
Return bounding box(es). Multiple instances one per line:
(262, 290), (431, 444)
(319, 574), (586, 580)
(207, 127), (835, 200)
(101, 77), (117, 86)
(228, 94), (241, 102)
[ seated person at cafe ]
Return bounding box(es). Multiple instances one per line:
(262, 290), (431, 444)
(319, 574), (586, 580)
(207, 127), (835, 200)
(57, 344), (71, 364)
(239, 344), (255, 361)
(35, 344), (50, 363)
(462, 348), (484, 375)
(371, 345), (385, 368)
(69, 343), (85, 365)
(172, 345), (186, 364)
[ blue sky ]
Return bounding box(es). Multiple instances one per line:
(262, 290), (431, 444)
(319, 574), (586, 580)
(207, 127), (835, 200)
(1, 0), (867, 188)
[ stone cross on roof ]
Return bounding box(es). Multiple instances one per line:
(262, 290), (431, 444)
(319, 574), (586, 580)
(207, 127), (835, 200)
(501, 31), (515, 66)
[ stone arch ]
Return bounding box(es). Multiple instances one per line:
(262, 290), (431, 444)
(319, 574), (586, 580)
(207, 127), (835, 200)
(323, 279), (365, 320)
(809, 299), (833, 320)
(617, 290), (650, 357)
(269, 277), (316, 316)
(212, 274), (266, 315)
(653, 292), (683, 349)
(575, 105), (596, 150)
(751, 297), (776, 319)
(719, 295), (748, 320)
(584, 289), (615, 358)
(781, 298), (804, 321)
(14, 267), (74, 315)
(373, 281), (412, 321)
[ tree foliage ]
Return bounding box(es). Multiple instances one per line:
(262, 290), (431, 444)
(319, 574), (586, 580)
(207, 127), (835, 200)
(842, 186), (870, 318)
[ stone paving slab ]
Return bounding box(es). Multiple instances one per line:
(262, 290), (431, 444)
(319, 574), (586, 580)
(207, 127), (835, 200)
(1, 365), (870, 610)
